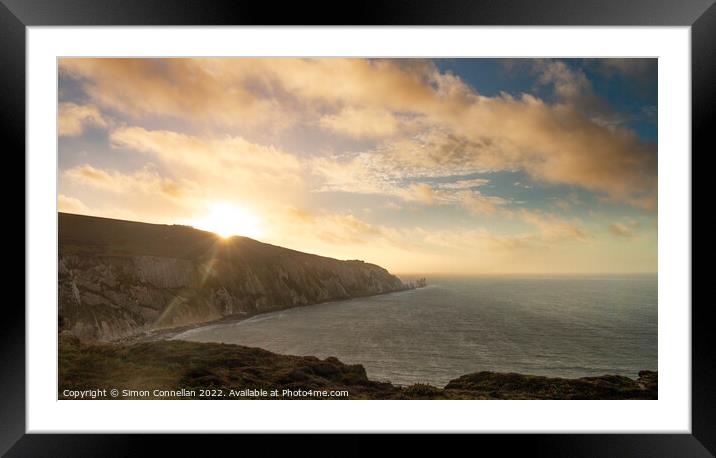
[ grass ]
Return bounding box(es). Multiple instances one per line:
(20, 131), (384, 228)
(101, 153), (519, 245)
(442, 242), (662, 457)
(59, 333), (657, 400)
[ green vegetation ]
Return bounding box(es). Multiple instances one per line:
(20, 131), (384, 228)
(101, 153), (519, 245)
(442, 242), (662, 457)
(59, 334), (657, 400)
(445, 370), (658, 400)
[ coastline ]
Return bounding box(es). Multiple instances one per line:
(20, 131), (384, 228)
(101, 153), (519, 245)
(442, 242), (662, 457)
(58, 335), (658, 400)
(62, 281), (657, 400)
(65, 277), (656, 399)
(115, 284), (423, 344)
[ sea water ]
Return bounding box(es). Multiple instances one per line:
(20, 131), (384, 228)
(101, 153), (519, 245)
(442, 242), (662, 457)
(172, 275), (657, 387)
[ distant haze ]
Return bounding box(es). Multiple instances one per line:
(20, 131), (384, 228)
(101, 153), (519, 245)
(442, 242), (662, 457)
(58, 58), (657, 274)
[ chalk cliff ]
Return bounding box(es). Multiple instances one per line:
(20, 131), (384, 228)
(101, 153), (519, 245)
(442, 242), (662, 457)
(58, 213), (407, 341)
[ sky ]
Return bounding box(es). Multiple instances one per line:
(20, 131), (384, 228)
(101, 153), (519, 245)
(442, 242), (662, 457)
(57, 58), (657, 275)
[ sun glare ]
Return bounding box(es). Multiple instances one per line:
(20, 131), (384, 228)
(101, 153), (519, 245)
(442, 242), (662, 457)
(190, 203), (264, 239)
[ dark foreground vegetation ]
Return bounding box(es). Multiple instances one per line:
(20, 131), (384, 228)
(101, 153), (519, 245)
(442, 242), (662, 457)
(59, 333), (657, 400)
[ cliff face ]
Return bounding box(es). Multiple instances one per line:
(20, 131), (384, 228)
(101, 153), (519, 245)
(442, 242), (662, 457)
(58, 213), (406, 341)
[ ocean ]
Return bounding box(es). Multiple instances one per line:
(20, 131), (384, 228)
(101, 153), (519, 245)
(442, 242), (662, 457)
(171, 275), (657, 387)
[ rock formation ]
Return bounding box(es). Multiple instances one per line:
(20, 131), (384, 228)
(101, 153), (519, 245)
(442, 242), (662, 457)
(58, 213), (407, 341)
(58, 335), (658, 400)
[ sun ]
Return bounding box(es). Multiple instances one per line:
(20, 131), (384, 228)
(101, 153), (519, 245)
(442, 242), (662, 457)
(190, 202), (264, 239)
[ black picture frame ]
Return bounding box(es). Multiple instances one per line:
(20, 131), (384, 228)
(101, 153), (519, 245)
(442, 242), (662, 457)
(4, 0), (710, 455)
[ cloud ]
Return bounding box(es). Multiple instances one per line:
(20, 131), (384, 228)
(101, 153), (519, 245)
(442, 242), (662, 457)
(518, 210), (590, 242)
(552, 192), (583, 211)
(319, 107), (400, 139)
(57, 58), (438, 134)
(609, 220), (639, 238)
(58, 103), (107, 137)
(532, 59), (630, 128)
(310, 155), (386, 195)
(56, 58), (657, 274)
(397, 183), (438, 205)
(270, 201), (638, 275)
(311, 156), (504, 215)
(459, 192), (501, 215)
(57, 194), (144, 222)
(58, 194), (89, 213)
(109, 127), (303, 191)
(64, 164), (189, 199)
(282, 207), (533, 255)
(417, 227), (535, 251)
(384, 201), (402, 211)
(284, 208), (393, 247)
(310, 133), (501, 197)
(597, 58), (657, 81)
(535, 60), (594, 103)
(314, 109), (656, 210)
(59, 58), (293, 132)
(92, 126), (315, 223)
(62, 58), (656, 210)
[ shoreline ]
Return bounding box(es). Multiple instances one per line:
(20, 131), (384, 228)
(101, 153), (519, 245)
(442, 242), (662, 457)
(115, 285), (654, 387)
(115, 284), (424, 344)
(95, 281), (655, 393)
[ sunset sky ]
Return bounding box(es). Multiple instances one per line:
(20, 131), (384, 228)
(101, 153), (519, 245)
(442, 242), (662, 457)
(58, 58), (657, 275)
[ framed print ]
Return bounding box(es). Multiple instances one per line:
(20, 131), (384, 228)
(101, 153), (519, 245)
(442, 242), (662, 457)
(5, 0), (712, 455)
